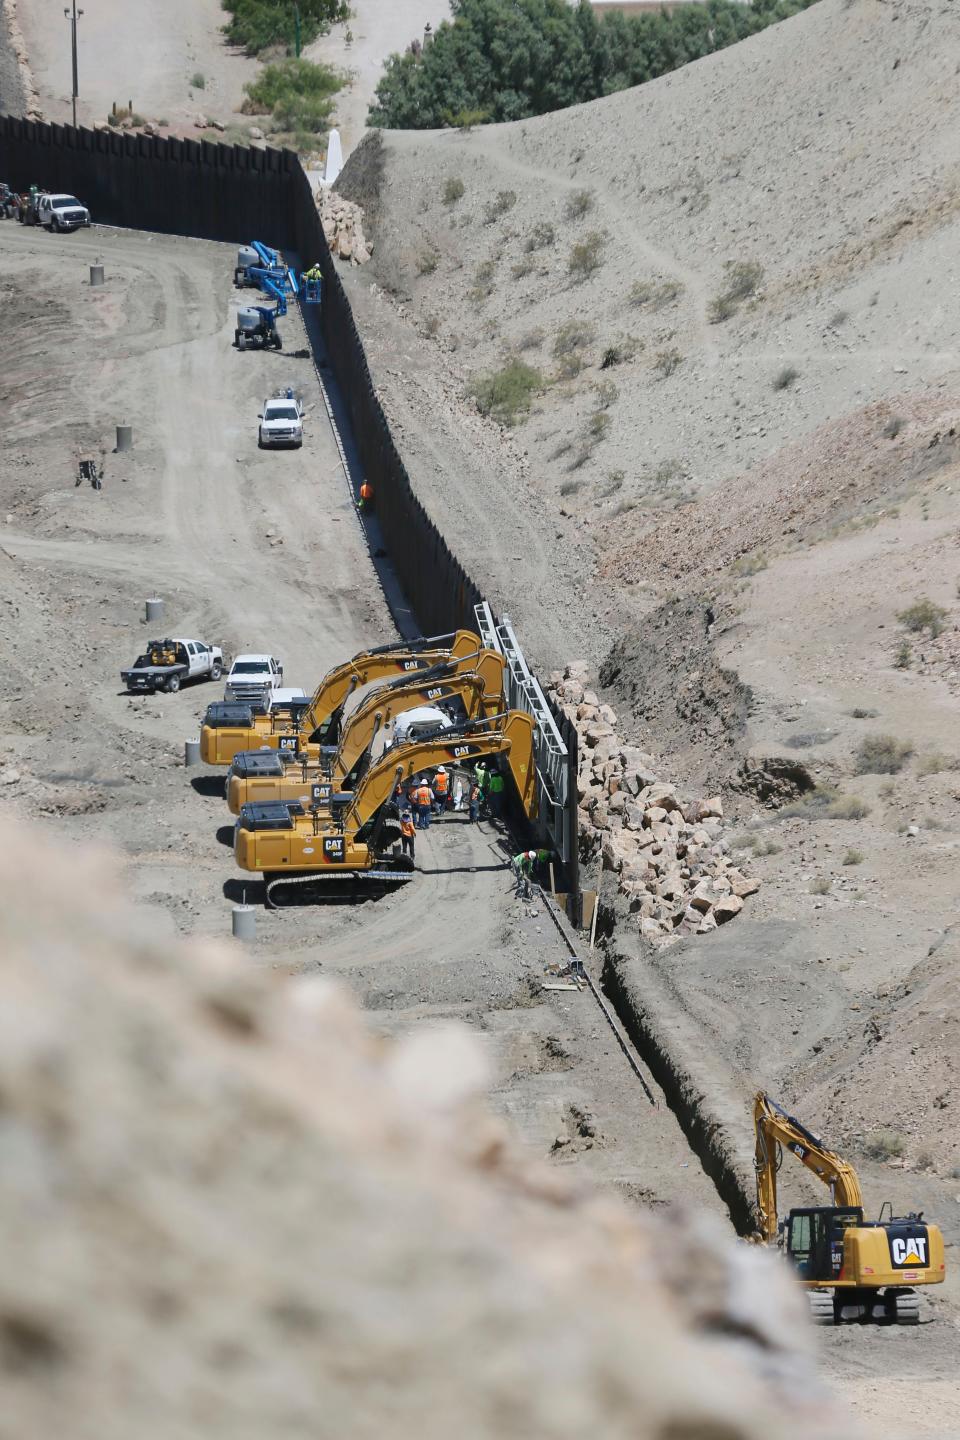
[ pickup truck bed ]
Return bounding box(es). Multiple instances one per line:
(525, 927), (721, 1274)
(122, 663), (189, 694)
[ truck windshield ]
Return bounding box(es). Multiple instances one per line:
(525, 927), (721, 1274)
(231, 662), (269, 674)
(55, 197), (81, 208)
(267, 407), (299, 421)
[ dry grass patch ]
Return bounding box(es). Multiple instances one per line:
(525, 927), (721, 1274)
(568, 231), (607, 281)
(469, 359), (541, 426)
(898, 597), (947, 638)
(855, 735), (914, 775)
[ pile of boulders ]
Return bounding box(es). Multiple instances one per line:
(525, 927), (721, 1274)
(318, 189), (372, 265)
(547, 662), (759, 943)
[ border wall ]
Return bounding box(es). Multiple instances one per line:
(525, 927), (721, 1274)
(0, 116), (580, 905)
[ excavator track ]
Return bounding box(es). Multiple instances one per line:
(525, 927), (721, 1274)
(265, 868), (415, 909)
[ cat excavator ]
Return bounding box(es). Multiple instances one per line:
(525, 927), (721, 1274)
(224, 650), (506, 815)
(234, 710), (535, 906)
(200, 630), (481, 766)
(754, 1091), (945, 1325)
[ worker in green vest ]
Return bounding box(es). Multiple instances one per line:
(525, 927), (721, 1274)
(487, 767), (505, 819)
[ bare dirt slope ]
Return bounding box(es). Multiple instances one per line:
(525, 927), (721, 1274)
(0, 219), (723, 1262)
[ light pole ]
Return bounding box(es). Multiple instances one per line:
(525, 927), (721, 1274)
(64, 1), (83, 128)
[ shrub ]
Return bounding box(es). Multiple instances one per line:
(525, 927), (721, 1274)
(604, 470), (625, 496)
(842, 849), (863, 866)
(553, 320), (596, 358)
(773, 365), (799, 391)
(423, 314), (440, 337)
(592, 377), (618, 409)
(224, 0), (347, 55)
(416, 249), (439, 276)
(511, 257), (535, 279)
(469, 359), (540, 425)
(564, 188), (594, 220)
(653, 346), (682, 378)
(809, 877), (831, 895)
(863, 1130), (905, 1162)
(709, 259), (763, 323)
(855, 734), (914, 775)
(469, 259), (496, 301)
(849, 707), (879, 719)
(784, 730), (834, 749)
(729, 551), (768, 577)
(893, 640), (912, 670)
(898, 597), (947, 638)
(708, 294), (736, 324)
(191, 72), (206, 89)
(242, 57), (344, 132)
(483, 189), (517, 224)
(524, 221), (556, 252)
(780, 787), (870, 820)
(442, 175), (465, 205)
(559, 478), (582, 496)
(517, 327), (544, 351)
(588, 410), (611, 441)
(568, 230), (607, 280)
(629, 278), (683, 311)
(917, 752), (958, 776)
(600, 336), (641, 368)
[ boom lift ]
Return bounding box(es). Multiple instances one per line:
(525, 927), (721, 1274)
(754, 1092), (945, 1325)
(225, 650), (506, 815)
(234, 247), (300, 351)
(234, 710), (535, 906)
(200, 630), (482, 766)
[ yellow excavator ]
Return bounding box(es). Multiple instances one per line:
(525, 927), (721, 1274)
(225, 651), (506, 815)
(200, 629), (481, 765)
(754, 1091), (945, 1324)
(234, 710), (535, 906)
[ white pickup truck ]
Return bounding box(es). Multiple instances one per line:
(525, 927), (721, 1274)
(258, 392), (304, 449)
(223, 654), (307, 714)
(121, 637), (223, 694)
(38, 192), (91, 231)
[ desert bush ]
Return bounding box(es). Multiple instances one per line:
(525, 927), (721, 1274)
(469, 359), (540, 425)
(780, 787), (870, 821)
(553, 320), (595, 358)
(568, 230), (607, 280)
(225, 0), (347, 54)
(416, 249), (440, 276)
(709, 259), (763, 323)
(604, 470), (625, 496)
(587, 410), (611, 441)
(653, 347), (682, 378)
(916, 753), (958, 776)
(614, 498), (637, 515)
(592, 378), (619, 409)
(423, 314), (441, 337)
(883, 416), (904, 439)
(898, 597), (947, 638)
(772, 365), (799, 391)
(629, 278), (683, 311)
(242, 57), (344, 132)
(842, 849), (863, 866)
(783, 731), (834, 749)
(728, 551), (768, 578)
(483, 189), (517, 224)
(863, 1130), (905, 1162)
(517, 327), (544, 350)
(849, 707), (879, 719)
(469, 259), (497, 301)
(524, 221), (556, 252)
(511, 257), (535, 279)
(564, 189), (594, 220)
(855, 734), (914, 775)
(809, 877), (831, 895)
(191, 72), (206, 90)
(559, 479), (582, 496)
(442, 175), (465, 205)
(600, 336), (641, 368)
(830, 309), (849, 326)
(893, 641), (912, 670)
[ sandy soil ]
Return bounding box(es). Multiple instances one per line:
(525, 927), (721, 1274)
(17, 0), (257, 129)
(307, 0), (451, 158)
(0, 218), (722, 1254)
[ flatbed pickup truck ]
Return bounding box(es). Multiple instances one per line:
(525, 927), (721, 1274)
(122, 638), (223, 694)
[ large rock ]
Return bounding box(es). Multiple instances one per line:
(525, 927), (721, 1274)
(714, 894), (745, 924)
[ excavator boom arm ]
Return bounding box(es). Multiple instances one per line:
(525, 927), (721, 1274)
(754, 1092), (864, 1241)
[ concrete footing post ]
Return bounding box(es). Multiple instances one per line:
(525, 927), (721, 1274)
(116, 424), (133, 452)
(90, 264), (104, 287)
(184, 738), (201, 767)
(232, 905), (257, 942)
(145, 597), (164, 624)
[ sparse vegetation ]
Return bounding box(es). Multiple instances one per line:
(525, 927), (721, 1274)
(469, 358), (541, 426)
(559, 478), (582, 497)
(423, 314), (441, 337)
(732, 832), (782, 856)
(784, 730), (834, 749)
(469, 258), (497, 301)
(883, 416), (904, 439)
(442, 175), (465, 205)
(829, 309), (849, 327)
(653, 346), (683, 378)
(592, 378), (619, 410)
(568, 230), (607, 280)
(483, 189), (517, 224)
(553, 320), (596, 359)
(772, 365), (799, 391)
(709, 259), (763, 322)
(849, 707), (879, 719)
(524, 221), (556, 252)
(517, 327), (545, 351)
(728, 550), (768, 577)
(917, 753), (958, 777)
(893, 640), (912, 670)
(600, 336), (641, 368)
(780, 787), (871, 821)
(242, 57), (344, 133)
(862, 1130), (906, 1162)
(587, 410), (611, 441)
(224, 0), (347, 54)
(511, 257), (535, 279)
(855, 734), (914, 775)
(842, 849), (864, 866)
(564, 189), (594, 220)
(809, 876), (832, 895)
(190, 72), (206, 90)
(898, 597), (948, 638)
(604, 470), (625, 496)
(416, 249), (439, 276)
(629, 278), (683, 311)
(916, 1149), (935, 1173)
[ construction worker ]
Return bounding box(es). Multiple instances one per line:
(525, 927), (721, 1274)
(358, 479), (374, 513)
(400, 809), (416, 862)
(433, 765), (449, 814)
(511, 849), (537, 899)
(475, 761), (489, 808)
(468, 779), (481, 824)
(487, 766), (505, 820)
(415, 776), (434, 829)
(304, 262), (322, 281)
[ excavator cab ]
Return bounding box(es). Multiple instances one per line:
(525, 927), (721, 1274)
(785, 1207), (863, 1282)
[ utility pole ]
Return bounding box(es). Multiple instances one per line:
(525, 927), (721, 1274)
(63, 1), (83, 128)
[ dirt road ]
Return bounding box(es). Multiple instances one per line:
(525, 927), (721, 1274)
(0, 218), (720, 1231)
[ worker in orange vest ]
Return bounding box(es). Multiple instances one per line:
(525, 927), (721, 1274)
(399, 809), (416, 862)
(433, 765), (449, 815)
(415, 776), (434, 829)
(358, 479), (374, 513)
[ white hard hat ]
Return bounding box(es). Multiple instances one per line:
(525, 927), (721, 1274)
(437, 765), (446, 773)
(527, 850), (536, 859)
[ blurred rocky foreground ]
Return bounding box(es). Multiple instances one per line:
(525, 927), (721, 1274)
(0, 820), (851, 1440)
